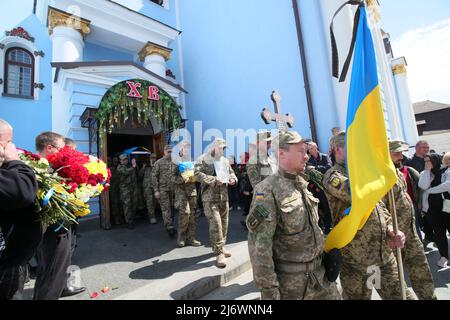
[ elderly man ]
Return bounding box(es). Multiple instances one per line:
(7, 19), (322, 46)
(0, 119), (41, 300)
(195, 138), (237, 268)
(406, 140), (430, 173)
(247, 131), (341, 300)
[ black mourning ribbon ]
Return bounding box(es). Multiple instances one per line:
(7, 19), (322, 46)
(330, 0), (364, 82)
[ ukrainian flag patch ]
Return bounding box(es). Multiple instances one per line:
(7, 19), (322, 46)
(255, 193), (265, 200)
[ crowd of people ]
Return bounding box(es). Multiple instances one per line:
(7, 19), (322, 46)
(1, 114), (450, 300)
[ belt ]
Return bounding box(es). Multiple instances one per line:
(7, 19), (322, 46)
(274, 256), (323, 273)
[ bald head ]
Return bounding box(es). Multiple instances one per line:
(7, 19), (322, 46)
(0, 119), (12, 134)
(0, 119), (13, 146)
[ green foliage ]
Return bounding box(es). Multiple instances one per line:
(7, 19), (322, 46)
(96, 79), (182, 139)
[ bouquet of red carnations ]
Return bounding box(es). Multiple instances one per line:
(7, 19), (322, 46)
(18, 147), (111, 228)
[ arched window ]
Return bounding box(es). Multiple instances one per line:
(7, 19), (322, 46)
(4, 47), (34, 97)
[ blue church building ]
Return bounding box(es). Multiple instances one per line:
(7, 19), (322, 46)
(0, 0), (419, 227)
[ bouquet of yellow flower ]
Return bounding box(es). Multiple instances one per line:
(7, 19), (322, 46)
(18, 149), (90, 227)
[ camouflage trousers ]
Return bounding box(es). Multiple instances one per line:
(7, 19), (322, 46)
(176, 196), (198, 243)
(203, 201), (229, 255)
(120, 188), (136, 224)
(340, 255), (415, 300)
(159, 190), (174, 230)
(136, 185), (145, 211)
(274, 264), (342, 300)
(403, 229), (436, 300)
(110, 189), (124, 224)
(143, 188), (155, 221)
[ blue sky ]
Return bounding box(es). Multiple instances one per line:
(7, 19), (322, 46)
(1, 0), (449, 103)
(380, 0), (450, 40)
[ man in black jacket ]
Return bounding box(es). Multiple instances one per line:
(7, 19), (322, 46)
(0, 119), (41, 300)
(307, 142), (333, 234)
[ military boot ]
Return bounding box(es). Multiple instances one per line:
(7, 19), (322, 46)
(216, 254), (226, 268)
(186, 239), (202, 247)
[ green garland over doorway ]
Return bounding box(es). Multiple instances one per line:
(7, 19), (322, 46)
(96, 79), (182, 140)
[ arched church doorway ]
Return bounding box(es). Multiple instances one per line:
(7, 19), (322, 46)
(88, 79), (184, 229)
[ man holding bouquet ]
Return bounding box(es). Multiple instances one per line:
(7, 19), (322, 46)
(173, 141), (202, 248)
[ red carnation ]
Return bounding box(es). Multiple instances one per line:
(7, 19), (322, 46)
(68, 182), (78, 193)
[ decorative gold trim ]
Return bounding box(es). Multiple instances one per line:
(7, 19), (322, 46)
(138, 42), (172, 61)
(392, 64), (407, 75)
(47, 6), (91, 38)
(366, 0), (380, 22)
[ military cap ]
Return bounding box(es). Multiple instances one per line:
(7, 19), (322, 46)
(389, 139), (409, 152)
(213, 138), (227, 148)
(164, 145), (173, 152)
(272, 131), (305, 151)
(257, 131), (272, 142)
(329, 131), (346, 147)
(119, 154), (128, 160)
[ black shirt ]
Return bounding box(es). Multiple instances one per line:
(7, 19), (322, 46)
(307, 152), (332, 174)
(405, 154), (425, 173)
(0, 160), (42, 268)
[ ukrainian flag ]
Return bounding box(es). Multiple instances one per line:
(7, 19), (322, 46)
(324, 5), (397, 252)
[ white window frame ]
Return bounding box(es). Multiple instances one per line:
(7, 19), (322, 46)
(0, 36), (41, 100)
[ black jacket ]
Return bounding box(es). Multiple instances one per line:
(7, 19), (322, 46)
(0, 160), (42, 268)
(307, 153), (332, 174)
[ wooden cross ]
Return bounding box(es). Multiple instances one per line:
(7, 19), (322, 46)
(261, 91), (295, 131)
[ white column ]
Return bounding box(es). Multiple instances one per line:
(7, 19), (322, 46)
(143, 53), (166, 78)
(51, 26), (84, 62)
(365, 5), (403, 140)
(318, 0), (355, 130)
(392, 57), (419, 146)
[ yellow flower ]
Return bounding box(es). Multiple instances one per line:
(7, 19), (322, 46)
(52, 183), (69, 195)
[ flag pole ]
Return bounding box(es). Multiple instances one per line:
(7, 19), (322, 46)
(388, 189), (407, 300)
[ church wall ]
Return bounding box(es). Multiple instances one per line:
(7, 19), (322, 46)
(0, 15), (53, 152)
(83, 42), (136, 62)
(178, 0), (312, 158)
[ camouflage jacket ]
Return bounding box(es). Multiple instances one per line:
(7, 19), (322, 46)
(173, 164), (197, 199)
(322, 161), (393, 266)
(247, 170), (324, 290)
(141, 165), (155, 193)
(109, 166), (120, 194)
(246, 153), (275, 188)
(194, 152), (237, 202)
(117, 164), (138, 190)
(151, 157), (177, 192)
(381, 169), (416, 238)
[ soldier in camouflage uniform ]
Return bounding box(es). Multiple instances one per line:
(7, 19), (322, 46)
(381, 140), (436, 300)
(247, 132), (274, 188)
(323, 132), (414, 300)
(247, 131), (341, 300)
(109, 157), (124, 225)
(173, 141), (202, 247)
(194, 138), (238, 268)
(117, 154), (138, 229)
(141, 154), (157, 224)
(152, 145), (178, 238)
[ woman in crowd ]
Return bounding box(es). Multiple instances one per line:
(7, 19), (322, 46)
(419, 152), (450, 268)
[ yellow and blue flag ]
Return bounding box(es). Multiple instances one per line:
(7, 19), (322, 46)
(324, 5), (397, 252)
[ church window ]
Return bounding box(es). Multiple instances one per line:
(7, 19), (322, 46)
(150, 0), (165, 6)
(4, 47), (34, 97)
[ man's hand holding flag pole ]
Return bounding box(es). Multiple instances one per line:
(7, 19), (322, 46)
(327, 0), (406, 299)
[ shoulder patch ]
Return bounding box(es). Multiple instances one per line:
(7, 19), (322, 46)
(329, 176), (342, 188)
(255, 193), (265, 201)
(247, 205), (271, 231)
